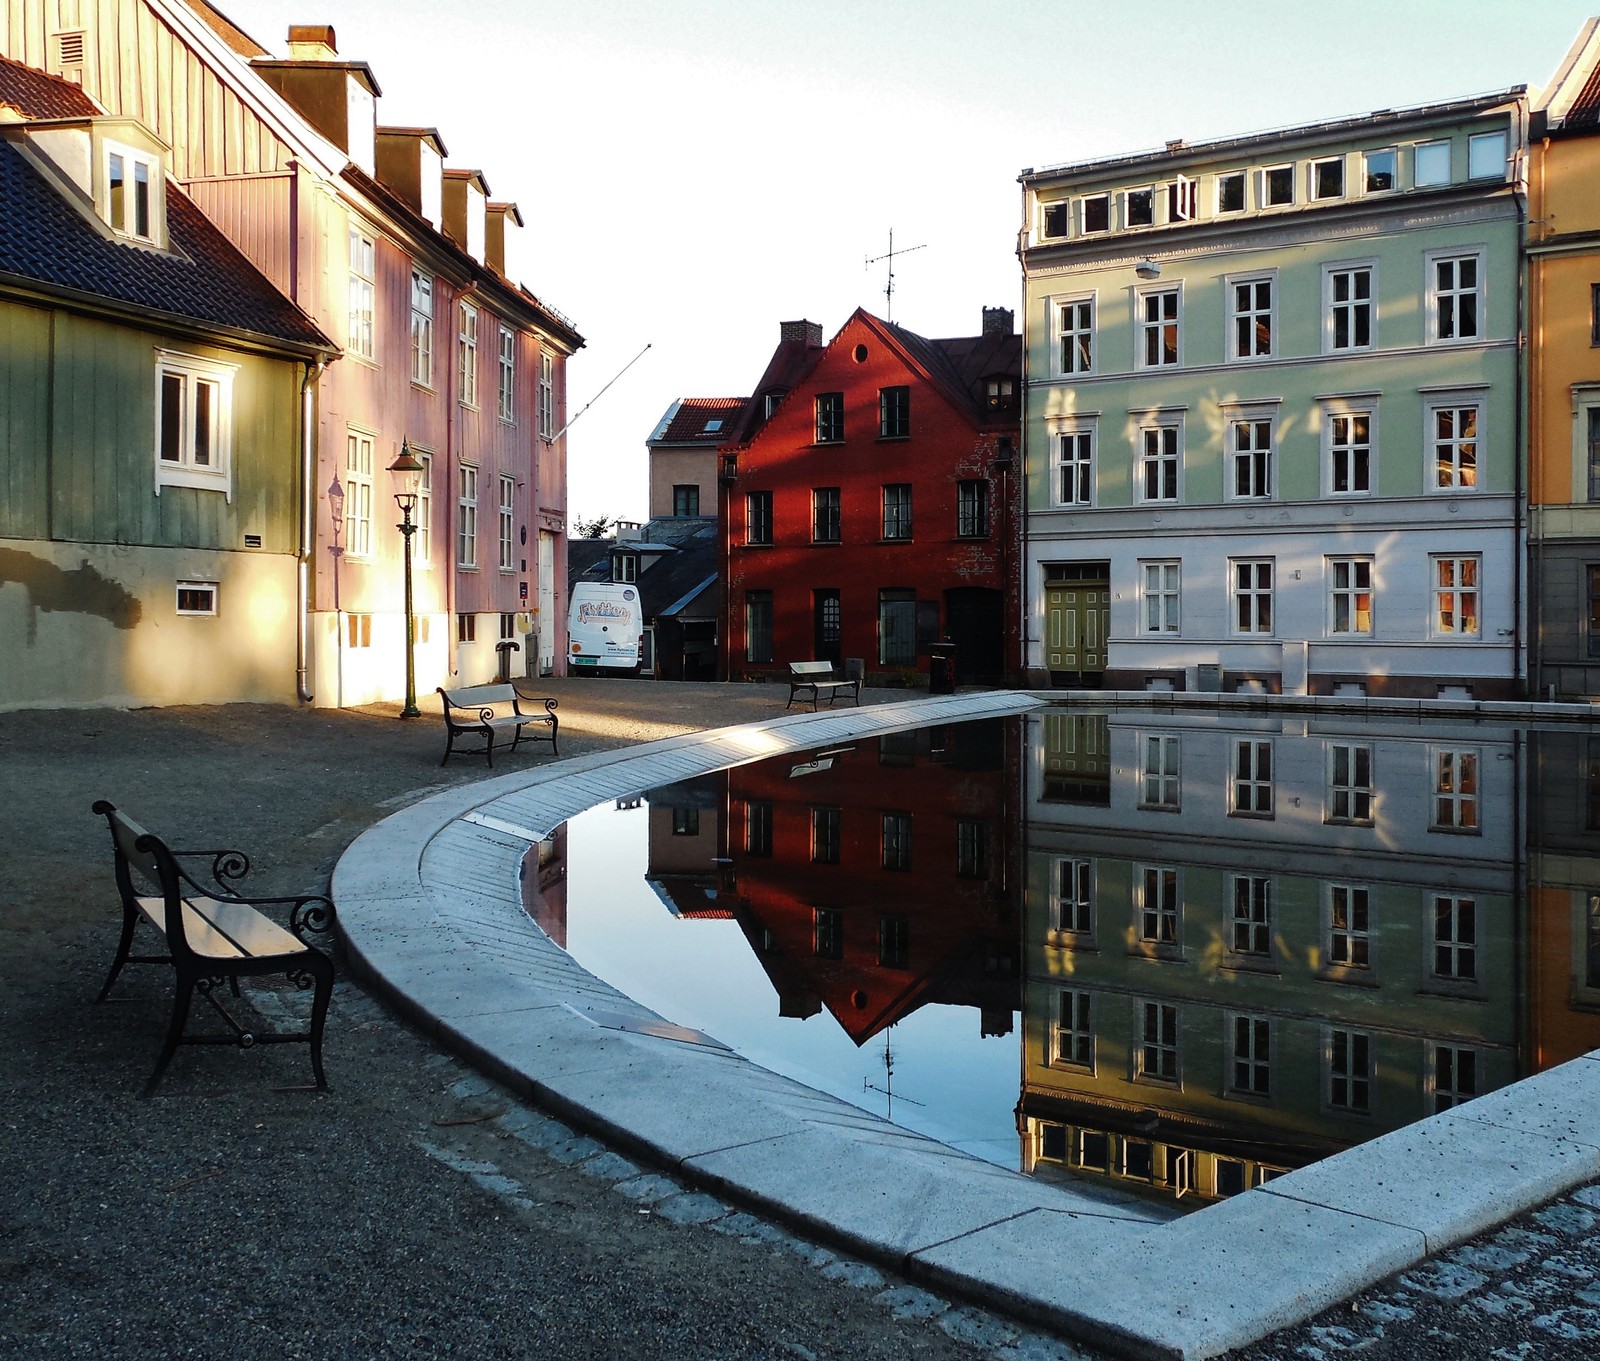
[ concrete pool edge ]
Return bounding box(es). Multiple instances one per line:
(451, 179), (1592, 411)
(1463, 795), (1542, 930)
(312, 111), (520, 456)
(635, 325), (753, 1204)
(332, 689), (1600, 1361)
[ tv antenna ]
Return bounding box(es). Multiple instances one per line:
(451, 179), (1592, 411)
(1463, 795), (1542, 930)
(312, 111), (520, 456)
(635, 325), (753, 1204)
(864, 229), (927, 322)
(862, 1026), (924, 1121)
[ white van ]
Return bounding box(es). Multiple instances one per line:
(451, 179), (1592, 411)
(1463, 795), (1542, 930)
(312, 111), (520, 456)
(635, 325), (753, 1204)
(567, 582), (644, 673)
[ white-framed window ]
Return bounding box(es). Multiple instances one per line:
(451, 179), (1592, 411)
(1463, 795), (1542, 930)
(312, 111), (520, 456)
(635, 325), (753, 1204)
(1040, 199), (1070, 240)
(1467, 130), (1508, 181)
(1052, 858), (1093, 935)
(1327, 1028), (1372, 1113)
(1080, 193), (1110, 234)
(1429, 401), (1481, 490)
(498, 474), (515, 571)
(1432, 554), (1481, 637)
(1431, 749), (1480, 831)
(815, 392), (844, 443)
(1051, 989), (1093, 1070)
(1142, 560), (1180, 634)
(1428, 251), (1483, 343)
(1431, 1043), (1479, 1112)
(1216, 171), (1247, 214)
(348, 225), (375, 360)
(1056, 428), (1094, 506)
(881, 483), (912, 540)
(1327, 408), (1375, 495)
(1229, 274), (1275, 360)
(1432, 894), (1478, 979)
(457, 463), (479, 569)
(1230, 875), (1272, 957)
(1168, 175), (1197, 221)
(1326, 264), (1375, 352)
(154, 351), (235, 497)
(1056, 295), (1094, 375)
(613, 552), (637, 585)
(1229, 418), (1273, 500)
(1138, 423), (1181, 501)
(458, 302), (479, 406)
(409, 269), (433, 386)
(1329, 557), (1374, 635)
(1327, 743), (1374, 825)
(1414, 139), (1452, 187)
(538, 353), (555, 439)
(1328, 884), (1372, 970)
(175, 580), (218, 616)
(1230, 1014), (1271, 1097)
(1140, 736), (1180, 811)
(1137, 1000), (1179, 1084)
(104, 140), (160, 242)
(1364, 147), (1398, 193)
(1261, 164), (1295, 207)
(414, 449), (432, 565)
(1137, 287), (1181, 368)
(497, 326), (516, 423)
(344, 429), (375, 558)
(1231, 739), (1273, 817)
(1231, 558), (1274, 635)
(1311, 155), (1345, 200)
(1580, 395), (1600, 503)
(1124, 185), (1155, 228)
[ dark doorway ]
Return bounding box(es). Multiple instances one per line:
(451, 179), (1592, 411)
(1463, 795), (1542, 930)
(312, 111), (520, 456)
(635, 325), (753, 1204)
(814, 589), (841, 668)
(945, 587), (1004, 682)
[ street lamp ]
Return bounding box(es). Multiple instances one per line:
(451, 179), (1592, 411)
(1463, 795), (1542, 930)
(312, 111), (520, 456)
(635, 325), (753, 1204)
(388, 441), (425, 719)
(326, 474), (346, 612)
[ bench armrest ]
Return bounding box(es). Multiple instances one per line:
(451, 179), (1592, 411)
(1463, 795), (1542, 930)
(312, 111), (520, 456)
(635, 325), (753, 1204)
(167, 852), (336, 946)
(511, 695), (559, 719)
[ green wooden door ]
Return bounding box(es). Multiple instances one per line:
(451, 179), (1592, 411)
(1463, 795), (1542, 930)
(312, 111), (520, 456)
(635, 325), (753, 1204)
(1045, 570), (1109, 677)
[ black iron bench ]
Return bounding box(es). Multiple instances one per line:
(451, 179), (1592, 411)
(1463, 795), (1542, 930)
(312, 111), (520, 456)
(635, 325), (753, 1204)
(437, 683), (559, 767)
(787, 660), (861, 711)
(92, 800), (336, 1097)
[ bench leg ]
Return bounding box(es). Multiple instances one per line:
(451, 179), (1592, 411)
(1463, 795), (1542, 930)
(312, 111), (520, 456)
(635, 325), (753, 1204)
(142, 973), (197, 1097)
(97, 902), (140, 1001)
(440, 730), (454, 768)
(306, 954), (334, 1091)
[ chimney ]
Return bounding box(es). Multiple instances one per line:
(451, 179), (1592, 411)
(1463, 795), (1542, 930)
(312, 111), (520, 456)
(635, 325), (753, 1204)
(286, 24), (338, 59)
(442, 168), (489, 263)
(251, 27), (380, 176)
(375, 127), (446, 228)
(982, 307), (1014, 337)
(780, 319), (823, 347)
(485, 201), (522, 275)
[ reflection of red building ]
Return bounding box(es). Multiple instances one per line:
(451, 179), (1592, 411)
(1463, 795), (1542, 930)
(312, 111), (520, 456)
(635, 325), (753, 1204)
(520, 826), (568, 948)
(721, 308), (1021, 685)
(694, 720), (1020, 1044)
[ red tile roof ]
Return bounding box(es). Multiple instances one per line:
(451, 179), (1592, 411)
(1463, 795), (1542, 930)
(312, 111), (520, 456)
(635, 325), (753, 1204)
(0, 54), (100, 119)
(655, 397), (747, 445)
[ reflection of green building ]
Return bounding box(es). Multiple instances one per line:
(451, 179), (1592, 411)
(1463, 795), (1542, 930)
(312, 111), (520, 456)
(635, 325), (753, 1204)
(1021, 712), (1520, 1206)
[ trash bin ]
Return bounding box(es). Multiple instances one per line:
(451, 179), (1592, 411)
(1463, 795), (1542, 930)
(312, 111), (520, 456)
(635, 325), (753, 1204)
(494, 639), (521, 683)
(928, 641), (956, 695)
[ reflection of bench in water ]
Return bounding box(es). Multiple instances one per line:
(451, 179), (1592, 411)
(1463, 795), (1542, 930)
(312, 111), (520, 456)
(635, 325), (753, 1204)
(786, 660), (860, 711)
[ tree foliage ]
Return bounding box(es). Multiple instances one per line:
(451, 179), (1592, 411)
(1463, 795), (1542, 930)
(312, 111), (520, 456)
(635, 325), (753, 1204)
(574, 514), (615, 539)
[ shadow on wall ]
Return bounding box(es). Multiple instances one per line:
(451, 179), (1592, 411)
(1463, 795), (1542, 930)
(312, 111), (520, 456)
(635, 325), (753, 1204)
(0, 548), (142, 643)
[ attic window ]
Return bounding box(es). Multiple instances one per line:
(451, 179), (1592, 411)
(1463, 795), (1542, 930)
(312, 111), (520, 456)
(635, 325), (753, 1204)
(104, 142), (160, 243)
(703, 419), (723, 433)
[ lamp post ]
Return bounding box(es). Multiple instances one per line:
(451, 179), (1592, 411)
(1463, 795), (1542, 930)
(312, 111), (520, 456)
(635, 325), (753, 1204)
(388, 441), (425, 719)
(326, 474), (346, 612)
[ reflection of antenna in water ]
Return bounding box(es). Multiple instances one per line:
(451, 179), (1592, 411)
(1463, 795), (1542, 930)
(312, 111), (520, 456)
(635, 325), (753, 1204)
(862, 1026), (924, 1120)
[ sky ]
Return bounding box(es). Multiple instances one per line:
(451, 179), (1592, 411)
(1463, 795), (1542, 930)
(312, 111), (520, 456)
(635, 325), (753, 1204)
(224, 0), (1600, 527)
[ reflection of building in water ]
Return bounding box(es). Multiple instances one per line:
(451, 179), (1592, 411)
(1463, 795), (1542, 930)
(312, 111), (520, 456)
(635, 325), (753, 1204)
(642, 775), (726, 919)
(1022, 711), (1521, 1206)
(520, 825), (569, 948)
(650, 721), (1021, 1043)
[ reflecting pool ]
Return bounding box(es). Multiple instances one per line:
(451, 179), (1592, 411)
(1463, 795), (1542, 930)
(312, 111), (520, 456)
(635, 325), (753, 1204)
(525, 708), (1600, 1209)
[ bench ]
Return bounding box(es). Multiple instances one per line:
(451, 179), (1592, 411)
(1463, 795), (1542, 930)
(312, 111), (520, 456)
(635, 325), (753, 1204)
(437, 684), (559, 767)
(92, 800), (336, 1097)
(786, 660), (861, 711)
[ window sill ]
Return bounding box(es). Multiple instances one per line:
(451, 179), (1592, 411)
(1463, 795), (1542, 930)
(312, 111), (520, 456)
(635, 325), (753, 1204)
(411, 379), (435, 394)
(879, 537), (914, 545)
(876, 434), (911, 443)
(811, 440), (845, 449)
(810, 540), (842, 547)
(1426, 824), (1483, 836)
(1315, 969), (1380, 989)
(742, 541), (774, 549)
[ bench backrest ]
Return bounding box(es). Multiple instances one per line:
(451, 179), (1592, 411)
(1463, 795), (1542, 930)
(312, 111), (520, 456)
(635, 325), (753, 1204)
(790, 661), (835, 678)
(441, 683), (516, 709)
(92, 800), (194, 956)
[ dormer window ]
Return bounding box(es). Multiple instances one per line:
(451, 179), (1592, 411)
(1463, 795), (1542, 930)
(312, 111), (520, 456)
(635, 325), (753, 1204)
(104, 141), (160, 243)
(614, 552), (638, 584)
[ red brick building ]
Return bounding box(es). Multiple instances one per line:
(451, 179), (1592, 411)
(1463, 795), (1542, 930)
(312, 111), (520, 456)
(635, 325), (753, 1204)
(721, 308), (1021, 684)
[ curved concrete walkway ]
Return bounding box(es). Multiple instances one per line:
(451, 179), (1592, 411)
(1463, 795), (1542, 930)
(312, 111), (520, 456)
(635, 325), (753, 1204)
(334, 691), (1600, 1361)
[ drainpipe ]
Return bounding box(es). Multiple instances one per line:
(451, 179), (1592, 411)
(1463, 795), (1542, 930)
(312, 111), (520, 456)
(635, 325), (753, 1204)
(297, 356), (330, 703)
(1512, 98), (1530, 700)
(1015, 197), (1033, 680)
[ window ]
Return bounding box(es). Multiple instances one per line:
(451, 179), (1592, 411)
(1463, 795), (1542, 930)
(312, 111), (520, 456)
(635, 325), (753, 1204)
(1125, 187), (1154, 227)
(1231, 739), (1273, 816)
(154, 352), (234, 496)
(811, 807), (840, 864)
(1141, 736), (1180, 811)
(175, 580), (218, 616)
(745, 590), (773, 663)
(1168, 176), (1197, 221)
(1057, 297), (1094, 375)
(1468, 130), (1507, 181)
(1592, 284), (1600, 345)
(497, 327), (516, 422)
(812, 487), (841, 543)
(879, 915), (910, 969)
(1142, 560), (1180, 634)
(410, 270), (433, 386)
(414, 450), (432, 564)
(745, 801), (772, 856)
(1364, 147), (1397, 193)
(1414, 139), (1451, 187)
(1057, 429), (1094, 505)
(985, 376), (1016, 411)
(1433, 895), (1477, 979)
(1588, 407), (1600, 500)
(878, 588), (916, 666)
(348, 226), (375, 360)
(1433, 555), (1481, 637)
(1137, 1001), (1179, 1083)
(1232, 558), (1274, 634)
(1053, 990), (1093, 1069)
(1430, 403), (1480, 489)
(956, 820), (989, 879)
(1329, 885), (1371, 969)
(814, 907), (843, 960)
(1216, 171), (1246, 213)
(1329, 557), (1373, 635)
(1433, 1044), (1479, 1112)
(1430, 253), (1482, 342)
(1230, 419), (1273, 499)
(673, 807), (700, 837)
(1328, 410), (1373, 494)
(1231, 876), (1272, 956)
(1263, 164), (1294, 206)
(1328, 744), (1374, 824)
(456, 613), (475, 644)
(1081, 194), (1110, 233)
(1312, 156), (1345, 200)
(1327, 265), (1374, 351)
(1231, 1016), (1271, 1097)
(344, 430), (374, 558)
(957, 480), (990, 537)
(538, 353), (555, 439)
(879, 386), (910, 438)
(1590, 567), (1600, 659)
(1231, 276), (1274, 359)
(881, 484), (912, 540)
(1139, 424), (1180, 501)
(498, 475), (515, 571)
(882, 812), (912, 871)
(458, 302), (478, 405)
(1053, 859), (1093, 934)
(1328, 1029), (1372, 1113)
(673, 485), (700, 517)
(1041, 200), (1069, 239)
(1432, 750), (1480, 831)
(457, 464), (478, 569)
(613, 552), (637, 584)
(746, 491), (772, 545)
(815, 392), (844, 443)
(1138, 288), (1181, 368)
(500, 612), (516, 641)
(105, 142), (158, 241)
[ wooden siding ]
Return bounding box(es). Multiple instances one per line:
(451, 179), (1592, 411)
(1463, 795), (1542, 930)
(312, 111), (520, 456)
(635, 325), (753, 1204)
(0, 300), (52, 541)
(184, 172), (295, 297)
